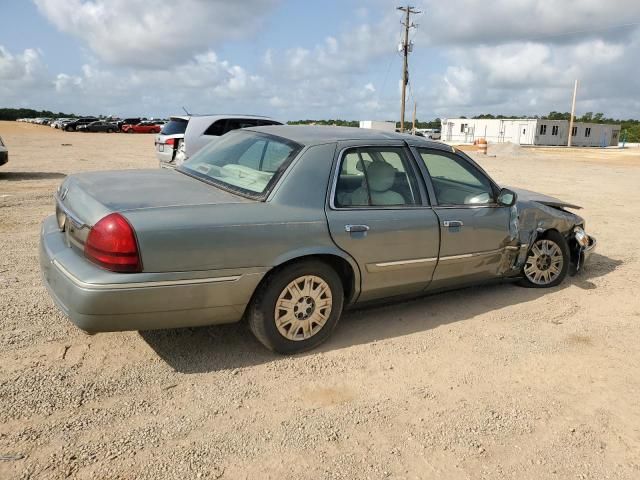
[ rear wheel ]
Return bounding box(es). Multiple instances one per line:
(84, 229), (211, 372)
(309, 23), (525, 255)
(518, 230), (569, 288)
(247, 260), (344, 354)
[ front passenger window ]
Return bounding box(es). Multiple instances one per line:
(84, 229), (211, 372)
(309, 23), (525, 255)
(417, 149), (495, 206)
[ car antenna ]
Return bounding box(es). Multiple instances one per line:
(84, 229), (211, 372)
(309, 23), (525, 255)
(182, 106), (191, 116)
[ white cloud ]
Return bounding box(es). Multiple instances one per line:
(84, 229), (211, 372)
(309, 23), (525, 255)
(420, 0), (640, 46)
(427, 32), (640, 117)
(6, 1), (640, 120)
(0, 46), (46, 83)
(34, 0), (279, 68)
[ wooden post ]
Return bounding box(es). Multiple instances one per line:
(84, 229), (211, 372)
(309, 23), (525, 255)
(412, 102), (416, 135)
(568, 80), (578, 147)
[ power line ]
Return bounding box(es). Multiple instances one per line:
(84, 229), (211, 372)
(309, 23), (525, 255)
(522, 20), (640, 41)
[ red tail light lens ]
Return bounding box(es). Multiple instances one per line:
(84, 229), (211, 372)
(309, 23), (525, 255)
(165, 138), (175, 146)
(85, 213), (142, 273)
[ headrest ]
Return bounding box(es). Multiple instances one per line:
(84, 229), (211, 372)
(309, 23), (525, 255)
(367, 161), (396, 192)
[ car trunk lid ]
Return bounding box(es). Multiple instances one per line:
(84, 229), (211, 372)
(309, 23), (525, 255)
(56, 168), (252, 228)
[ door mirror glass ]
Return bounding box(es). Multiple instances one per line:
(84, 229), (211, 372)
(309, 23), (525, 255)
(497, 188), (517, 206)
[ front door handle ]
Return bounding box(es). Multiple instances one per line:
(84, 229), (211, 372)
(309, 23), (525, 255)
(345, 224), (370, 233)
(442, 220), (464, 228)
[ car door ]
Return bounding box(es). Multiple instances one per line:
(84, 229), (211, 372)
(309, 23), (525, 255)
(325, 142), (440, 302)
(413, 147), (513, 288)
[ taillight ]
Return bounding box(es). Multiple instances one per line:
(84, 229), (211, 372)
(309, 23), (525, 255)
(84, 213), (142, 273)
(165, 138), (175, 146)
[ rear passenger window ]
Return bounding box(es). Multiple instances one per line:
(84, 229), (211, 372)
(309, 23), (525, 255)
(334, 147), (421, 207)
(225, 119), (260, 132)
(203, 120), (226, 136)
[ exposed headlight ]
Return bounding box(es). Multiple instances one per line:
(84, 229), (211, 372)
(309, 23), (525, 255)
(574, 226), (589, 247)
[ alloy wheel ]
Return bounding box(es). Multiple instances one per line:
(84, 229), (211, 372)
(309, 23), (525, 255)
(274, 275), (333, 341)
(524, 239), (564, 286)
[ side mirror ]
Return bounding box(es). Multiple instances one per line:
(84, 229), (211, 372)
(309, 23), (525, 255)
(497, 188), (517, 207)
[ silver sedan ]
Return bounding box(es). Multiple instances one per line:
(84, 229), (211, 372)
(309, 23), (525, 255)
(40, 126), (595, 353)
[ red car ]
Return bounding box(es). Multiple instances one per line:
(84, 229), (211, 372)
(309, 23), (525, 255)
(122, 122), (162, 134)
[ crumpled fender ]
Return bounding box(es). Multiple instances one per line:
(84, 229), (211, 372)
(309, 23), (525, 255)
(508, 195), (585, 275)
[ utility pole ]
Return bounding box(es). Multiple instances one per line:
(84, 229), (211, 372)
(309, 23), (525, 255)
(412, 102), (417, 134)
(568, 79), (578, 147)
(397, 5), (420, 132)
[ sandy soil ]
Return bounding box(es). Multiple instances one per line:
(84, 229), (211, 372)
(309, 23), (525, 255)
(1, 120), (639, 479)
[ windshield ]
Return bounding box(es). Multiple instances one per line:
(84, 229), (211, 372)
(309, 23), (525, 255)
(161, 118), (188, 135)
(179, 130), (301, 197)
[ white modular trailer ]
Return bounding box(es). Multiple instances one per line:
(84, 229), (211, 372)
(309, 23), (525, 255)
(441, 118), (620, 147)
(441, 118), (538, 144)
(359, 120), (397, 132)
(535, 121), (621, 147)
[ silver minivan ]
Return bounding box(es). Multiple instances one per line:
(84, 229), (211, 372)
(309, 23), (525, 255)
(155, 114), (282, 167)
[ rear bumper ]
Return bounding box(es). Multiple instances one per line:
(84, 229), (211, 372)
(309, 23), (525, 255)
(39, 215), (265, 333)
(156, 146), (176, 164)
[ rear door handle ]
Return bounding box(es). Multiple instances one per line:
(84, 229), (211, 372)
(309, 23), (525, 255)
(442, 220), (464, 228)
(345, 224), (370, 233)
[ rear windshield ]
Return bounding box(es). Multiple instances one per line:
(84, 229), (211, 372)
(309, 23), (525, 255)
(161, 118), (188, 135)
(178, 130), (301, 198)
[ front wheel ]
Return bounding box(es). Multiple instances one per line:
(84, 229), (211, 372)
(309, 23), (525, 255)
(518, 230), (569, 288)
(247, 260), (344, 354)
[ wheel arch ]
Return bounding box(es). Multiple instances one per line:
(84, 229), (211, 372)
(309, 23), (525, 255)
(260, 248), (361, 305)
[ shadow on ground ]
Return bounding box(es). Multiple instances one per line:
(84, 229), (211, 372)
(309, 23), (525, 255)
(0, 171), (66, 181)
(141, 252), (622, 374)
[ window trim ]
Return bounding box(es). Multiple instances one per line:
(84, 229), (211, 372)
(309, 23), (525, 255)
(413, 146), (502, 209)
(329, 144), (431, 211)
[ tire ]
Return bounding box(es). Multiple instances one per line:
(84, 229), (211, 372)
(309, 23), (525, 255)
(247, 260), (344, 354)
(127, 129), (134, 133)
(518, 230), (570, 288)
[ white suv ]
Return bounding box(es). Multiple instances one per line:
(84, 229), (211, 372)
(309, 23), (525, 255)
(155, 114), (282, 167)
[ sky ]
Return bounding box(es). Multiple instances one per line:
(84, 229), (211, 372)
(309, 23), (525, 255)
(1, 0), (639, 121)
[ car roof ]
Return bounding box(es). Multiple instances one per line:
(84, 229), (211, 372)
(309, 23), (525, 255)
(243, 125), (448, 148)
(169, 114), (275, 121)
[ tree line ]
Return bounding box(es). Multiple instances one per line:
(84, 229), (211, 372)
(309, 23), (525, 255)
(0, 108), (80, 121)
(2, 108), (638, 142)
(286, 118), (442, 129)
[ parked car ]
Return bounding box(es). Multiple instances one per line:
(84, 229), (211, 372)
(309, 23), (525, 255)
(419, 128), (441, 140)
(64, 117), (99, 131)
(155, 114), (282, 167)
(77, 121), (118, 133)
(117, 118), (141, 131)
(41, 126), (596, 353)
(51, 118), (71, 129)
(0, 136), (7, 166)
(122, 121), (162, 134)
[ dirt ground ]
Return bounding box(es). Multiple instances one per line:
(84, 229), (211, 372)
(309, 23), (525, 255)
(1, 120), (639, 479)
